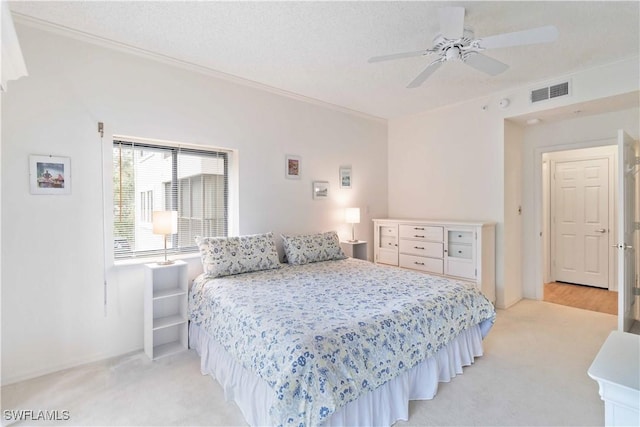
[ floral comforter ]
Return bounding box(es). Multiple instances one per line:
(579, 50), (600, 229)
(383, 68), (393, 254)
(189, 258), (496, 426)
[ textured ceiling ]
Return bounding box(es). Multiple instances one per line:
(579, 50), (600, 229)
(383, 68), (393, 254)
(9, 1), (640, 119)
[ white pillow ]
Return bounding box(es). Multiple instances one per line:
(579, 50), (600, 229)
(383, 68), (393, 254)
(281, 231), (346, 265)
(195, 232), (280, 278)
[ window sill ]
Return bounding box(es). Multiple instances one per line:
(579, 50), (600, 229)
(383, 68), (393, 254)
(113, 252), (200, 267)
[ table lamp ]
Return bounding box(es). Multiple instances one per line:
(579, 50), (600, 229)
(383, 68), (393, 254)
(345, 207), (361, 242)
(153, 210), (178, 265)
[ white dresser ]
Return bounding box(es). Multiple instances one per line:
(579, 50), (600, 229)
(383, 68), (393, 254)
(588, 331), (640, 427)
(373, 219), (496, 303)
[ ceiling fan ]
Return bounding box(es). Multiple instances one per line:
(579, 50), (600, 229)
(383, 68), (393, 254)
(369, 7), (558, 88)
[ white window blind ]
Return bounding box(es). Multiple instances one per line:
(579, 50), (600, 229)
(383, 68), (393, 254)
(113, 139), (228, 260)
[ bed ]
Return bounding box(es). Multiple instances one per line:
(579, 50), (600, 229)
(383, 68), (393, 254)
(189, 231), (496, 426)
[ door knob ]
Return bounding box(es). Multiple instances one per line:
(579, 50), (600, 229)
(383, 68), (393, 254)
(595, 228), (607, 233)
(611, 244), (634, 249)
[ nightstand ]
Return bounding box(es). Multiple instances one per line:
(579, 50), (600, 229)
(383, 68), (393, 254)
(340, 240), (368, 261)
(144, 260), (188, 360)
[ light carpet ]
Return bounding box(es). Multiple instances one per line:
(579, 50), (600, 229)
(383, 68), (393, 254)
(1, 300), (617, 426)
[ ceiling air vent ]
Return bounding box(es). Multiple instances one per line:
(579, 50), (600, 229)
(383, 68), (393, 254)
(550, 82), (569, 98)
(530, 81), (570, 103)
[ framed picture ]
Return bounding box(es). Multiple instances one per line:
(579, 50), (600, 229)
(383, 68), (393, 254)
(285, 155), (301, 179)
(339, 166), (352, 189)
(312, 181), (329, 200)
(29, 155), (71, 195)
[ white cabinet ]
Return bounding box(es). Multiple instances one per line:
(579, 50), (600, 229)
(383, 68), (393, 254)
(375, 224), (399, 265)
(588, 331), (640, 427)
(446, 228), (476, 279)
(373, 219), (496, 303)
(144, 260), (189, 360)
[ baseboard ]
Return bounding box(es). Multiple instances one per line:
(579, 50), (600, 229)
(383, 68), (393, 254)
(500, 296), (523, 310)
(1, 346), (143, 386)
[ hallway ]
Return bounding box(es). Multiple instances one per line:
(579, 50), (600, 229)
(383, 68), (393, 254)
(544, 281), (617, 315)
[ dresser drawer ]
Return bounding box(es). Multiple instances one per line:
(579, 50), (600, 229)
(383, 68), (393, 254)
(448, 230), (473, 244)
(377, 249), (398, 266)
(446, 259), (475, 280)
(447, 243), (472, 260)
(399, 240), (442, 258)
(379, 226), (397, 237)
(400, 254), (443, 274)
(399, 225), (443, 241)
(380, 235), (397, 250)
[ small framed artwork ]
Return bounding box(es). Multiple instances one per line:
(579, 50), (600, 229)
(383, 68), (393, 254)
(339, 166), (352, 189)
(29, 155), (71, 195)
(285, 155), (301, 179)
(312, 181), (329, 200)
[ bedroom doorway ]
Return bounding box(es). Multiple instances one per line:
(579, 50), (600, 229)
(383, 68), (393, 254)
(542, 145), (618, 313)
(543, 281), (617, 315)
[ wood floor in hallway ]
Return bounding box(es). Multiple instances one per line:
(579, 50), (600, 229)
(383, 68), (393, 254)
(544, 281), (618, 315)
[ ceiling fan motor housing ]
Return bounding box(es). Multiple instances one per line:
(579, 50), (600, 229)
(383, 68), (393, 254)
(445, 46), (462, 61)
(433, 28), (477, 62)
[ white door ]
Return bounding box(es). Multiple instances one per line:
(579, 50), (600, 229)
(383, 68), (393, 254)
(617, 130), (637, 332)
(553, 158), (610, 288)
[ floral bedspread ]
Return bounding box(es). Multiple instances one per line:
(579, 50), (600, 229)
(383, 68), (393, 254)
(189, 258), (496, 427)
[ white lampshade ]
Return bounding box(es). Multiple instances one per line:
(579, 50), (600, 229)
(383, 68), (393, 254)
(345, 208), (361, 224)
(153, 211), (178, 235)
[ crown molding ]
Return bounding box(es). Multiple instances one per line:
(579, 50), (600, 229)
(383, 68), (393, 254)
(13, 13), (386, 123)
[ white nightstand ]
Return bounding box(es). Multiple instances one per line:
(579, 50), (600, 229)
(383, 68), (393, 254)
(144, 260), (188, 360)
(341, 240), (368, 261)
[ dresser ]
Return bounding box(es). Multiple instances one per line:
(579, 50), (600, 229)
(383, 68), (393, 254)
(588, 331), (640, 427)
(373, 219), (496, 303)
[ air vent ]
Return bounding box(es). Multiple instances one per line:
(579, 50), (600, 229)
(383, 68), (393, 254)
(530, 81), (570, 103)
(549, 82), (569, 98)
(531, 87), (549, 103)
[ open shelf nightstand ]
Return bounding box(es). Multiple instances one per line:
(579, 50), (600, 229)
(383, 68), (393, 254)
(144, 260), (188, 360)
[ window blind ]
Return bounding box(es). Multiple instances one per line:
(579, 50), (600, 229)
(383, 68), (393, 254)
(113, 139), (228, 260)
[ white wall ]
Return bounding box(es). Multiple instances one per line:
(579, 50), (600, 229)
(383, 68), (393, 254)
(389, 57), (639, 309)
(1, 24), (388, 384)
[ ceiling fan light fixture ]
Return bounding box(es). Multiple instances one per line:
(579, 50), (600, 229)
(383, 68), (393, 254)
(445, 46), (462, 61)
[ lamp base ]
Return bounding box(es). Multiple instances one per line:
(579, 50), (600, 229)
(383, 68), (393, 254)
(156, 260), (175, 266)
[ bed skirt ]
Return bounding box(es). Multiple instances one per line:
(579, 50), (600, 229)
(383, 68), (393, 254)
(190, 320), (490, 426)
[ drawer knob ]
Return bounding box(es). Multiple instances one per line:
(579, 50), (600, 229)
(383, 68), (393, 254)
(414, 235), (425, 238)
(414, 227), (425, 230)
(414, 246), (425, 250)
(458, 234), (462, 238)
(414, 262), (425, 266)
(458, 250), (462, 254)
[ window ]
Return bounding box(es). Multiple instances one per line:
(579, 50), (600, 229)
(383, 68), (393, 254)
(113, 139), (229, 260)
(140, 190), (153, 222)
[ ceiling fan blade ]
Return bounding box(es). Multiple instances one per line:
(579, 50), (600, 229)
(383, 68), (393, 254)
(407, 60), (443, 88)
(438, 6), (465, 40)
(464, 53), (509, 76)
(368, 50), (429, 63)
(478, 25), (559, 49)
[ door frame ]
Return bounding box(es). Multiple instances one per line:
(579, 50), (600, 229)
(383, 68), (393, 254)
(547, 147), (616, 289)
(533, 137), (618, 300)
